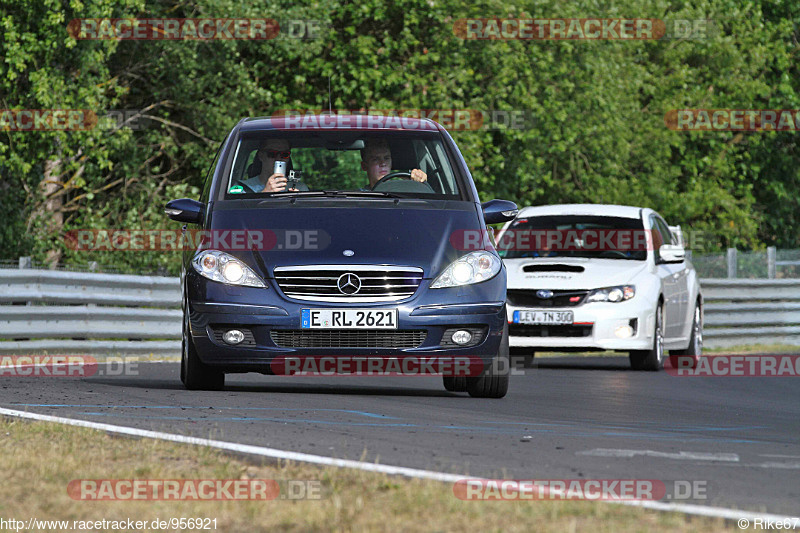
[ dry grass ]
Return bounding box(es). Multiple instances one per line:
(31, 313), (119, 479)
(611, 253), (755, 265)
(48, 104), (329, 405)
(0, 417), (739, 532)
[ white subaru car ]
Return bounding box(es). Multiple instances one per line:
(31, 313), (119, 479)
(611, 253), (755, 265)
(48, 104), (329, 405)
(496, 204), (702, 370)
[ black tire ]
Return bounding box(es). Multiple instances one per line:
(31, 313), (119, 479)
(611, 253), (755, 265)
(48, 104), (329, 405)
(510, 347), (536, 369)
(181, 311), (225, 391)
(443, 375), (467, 392)
(669, 301), (702, 369)
(466, 323), (510, 398)
(629, 304), (664, 371)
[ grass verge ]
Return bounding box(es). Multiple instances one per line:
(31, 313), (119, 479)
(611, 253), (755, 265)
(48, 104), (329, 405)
(0, 417), (738, 532)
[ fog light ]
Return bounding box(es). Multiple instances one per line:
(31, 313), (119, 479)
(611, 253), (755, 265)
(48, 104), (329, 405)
(451, 330), (473, 345)
(614, 325), (634, 339)
(222, 329), (245, 345)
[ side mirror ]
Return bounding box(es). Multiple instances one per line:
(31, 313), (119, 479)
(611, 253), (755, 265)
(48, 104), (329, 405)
(165, 198), (204, 224)
(481, 199), (518, 225)
(659, 244), (685, 263)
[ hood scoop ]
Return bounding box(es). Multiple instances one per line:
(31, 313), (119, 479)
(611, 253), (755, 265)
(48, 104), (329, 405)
(523, 264), (585, 273)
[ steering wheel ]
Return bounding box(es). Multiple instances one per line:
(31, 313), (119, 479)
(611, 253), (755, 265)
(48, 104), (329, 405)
(371, 171), (412, 190)
(598, 250), (630, 259)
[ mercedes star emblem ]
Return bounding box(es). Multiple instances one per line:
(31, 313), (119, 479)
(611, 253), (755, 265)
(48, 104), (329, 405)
(337, 273), (362, 295)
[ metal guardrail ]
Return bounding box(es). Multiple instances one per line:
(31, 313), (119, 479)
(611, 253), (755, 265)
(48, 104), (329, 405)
(692, 247), (800, 279)
(0, 269), (181, 355)
(1, 269), (799, 354)
(702, 279), (800, 348)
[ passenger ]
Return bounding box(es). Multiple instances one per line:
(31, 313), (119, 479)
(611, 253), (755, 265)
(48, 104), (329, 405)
(241, 139), (298, 193)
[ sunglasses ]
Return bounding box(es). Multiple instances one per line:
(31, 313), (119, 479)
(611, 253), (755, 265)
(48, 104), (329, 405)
(260, 149), (291, 159)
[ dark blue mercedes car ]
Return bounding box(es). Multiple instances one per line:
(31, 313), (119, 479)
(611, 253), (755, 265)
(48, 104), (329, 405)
(165, 114), (517, 397)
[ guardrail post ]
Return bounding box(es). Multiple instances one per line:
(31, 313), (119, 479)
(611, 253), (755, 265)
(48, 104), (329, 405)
(726, 248), (737, 279)
(767, 246), (777, 279)
(18, 256), (31, 269)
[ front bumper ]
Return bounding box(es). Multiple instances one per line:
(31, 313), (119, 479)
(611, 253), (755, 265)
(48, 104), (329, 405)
(186, 271), (507, 373)
(507, 299), (656, 351)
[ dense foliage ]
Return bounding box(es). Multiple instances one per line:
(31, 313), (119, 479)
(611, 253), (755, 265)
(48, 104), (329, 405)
(1, 0), (798, 273)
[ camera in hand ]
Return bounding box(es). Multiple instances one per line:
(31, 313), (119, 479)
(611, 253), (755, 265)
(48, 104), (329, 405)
(286, 170), (303, 190)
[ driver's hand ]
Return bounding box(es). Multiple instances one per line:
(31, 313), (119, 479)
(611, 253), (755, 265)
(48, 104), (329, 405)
(263, 173), (286, 192)
(410, 169), (427, 182)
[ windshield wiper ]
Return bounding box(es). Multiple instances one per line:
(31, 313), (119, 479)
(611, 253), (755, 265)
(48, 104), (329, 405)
(263, 190), (403, 199)
(325, 190), (404, 198)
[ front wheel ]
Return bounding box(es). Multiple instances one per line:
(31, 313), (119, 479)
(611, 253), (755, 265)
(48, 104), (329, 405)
(181, 312), (225, 391)
(669, 302), (702, 369)
(629, 304), (664, 371)
(466, 323), (510, 398)
(443, 375), (467, 392)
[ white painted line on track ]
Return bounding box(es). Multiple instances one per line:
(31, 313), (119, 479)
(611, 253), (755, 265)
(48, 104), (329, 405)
(0, 407), (797, 523)
(0, 407), (463, 482)
(751, 461), (800, 470)
(577, 448), (740, 462)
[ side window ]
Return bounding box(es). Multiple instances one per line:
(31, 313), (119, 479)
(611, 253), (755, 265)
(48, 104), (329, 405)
(433, 142), (457, 194)
(655, 218), (674, 245)
(650, 215), (664, 261)
(650, 216), (675, 263)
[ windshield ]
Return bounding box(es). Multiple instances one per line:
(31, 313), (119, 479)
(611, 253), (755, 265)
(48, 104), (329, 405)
(497, 214), (648, 261)
(224, 131), (462, 200)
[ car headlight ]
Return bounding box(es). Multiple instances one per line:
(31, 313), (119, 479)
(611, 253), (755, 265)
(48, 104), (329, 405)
(192, 250), (266, 288)
(431, 251), (501, 288)
(586, 285), (635, 303)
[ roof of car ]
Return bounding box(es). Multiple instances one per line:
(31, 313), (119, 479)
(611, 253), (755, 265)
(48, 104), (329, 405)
(240, 114), (440, 132)
(515, 204), (646, 219)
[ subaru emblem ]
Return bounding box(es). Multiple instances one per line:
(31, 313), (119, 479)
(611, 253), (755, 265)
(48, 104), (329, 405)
(536, 289), (554, 299)
(343, 249), (354, 256)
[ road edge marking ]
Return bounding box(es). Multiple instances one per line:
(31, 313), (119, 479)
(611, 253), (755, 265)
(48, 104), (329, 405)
(0, 407), (797, 522)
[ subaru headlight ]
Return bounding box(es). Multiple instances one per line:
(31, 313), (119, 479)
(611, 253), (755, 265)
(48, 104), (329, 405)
(586, 285), (635, 303)
(192, 250), (266, 288)
(431, 251), (501, 288)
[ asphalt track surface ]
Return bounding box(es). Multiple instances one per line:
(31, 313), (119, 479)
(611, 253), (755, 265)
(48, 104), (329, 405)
(2, 356), (799, 516)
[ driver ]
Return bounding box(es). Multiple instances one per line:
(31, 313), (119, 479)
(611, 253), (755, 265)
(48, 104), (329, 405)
(360, 138), (427, 189)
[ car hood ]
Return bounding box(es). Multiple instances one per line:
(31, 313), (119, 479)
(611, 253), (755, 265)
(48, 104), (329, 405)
(504, 257), (649, 290)
(208, 201), (483, 279)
